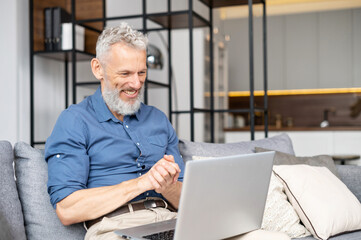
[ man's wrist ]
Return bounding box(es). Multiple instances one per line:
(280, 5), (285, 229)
(136, 174), (153, 193)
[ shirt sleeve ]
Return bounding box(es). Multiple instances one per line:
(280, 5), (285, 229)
(44, 109), (90, 208)
(165, 119), (185, 182)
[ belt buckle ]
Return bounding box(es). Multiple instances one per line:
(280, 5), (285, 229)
(144, 200), (157, 209)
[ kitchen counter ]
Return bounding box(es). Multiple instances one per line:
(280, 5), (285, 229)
(224, 127), (361, 165)
(224, 126), (361, 132)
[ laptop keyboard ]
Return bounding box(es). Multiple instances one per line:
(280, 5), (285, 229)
(143, 229), (175, 240)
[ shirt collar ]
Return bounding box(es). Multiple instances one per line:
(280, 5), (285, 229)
(135, 103), (144, 120)
(91, 87), (142, 123)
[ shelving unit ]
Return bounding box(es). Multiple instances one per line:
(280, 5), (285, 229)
(29, 0), (268, 145)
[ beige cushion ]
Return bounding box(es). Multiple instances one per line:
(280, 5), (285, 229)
(273, 165), (361, 240)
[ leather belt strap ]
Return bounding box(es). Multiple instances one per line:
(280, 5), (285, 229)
(85, 199), (169, 230)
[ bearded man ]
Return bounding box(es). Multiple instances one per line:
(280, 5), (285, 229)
(45, 22), (184, 240)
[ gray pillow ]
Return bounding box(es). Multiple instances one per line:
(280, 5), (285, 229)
(255, 147), (340, 178)
(0, 141), (26, 240)
(179, 133), (295, 162)
(14, 142), (86, 240)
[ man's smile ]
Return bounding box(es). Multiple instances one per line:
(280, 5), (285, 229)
(122, 89), (138, 97)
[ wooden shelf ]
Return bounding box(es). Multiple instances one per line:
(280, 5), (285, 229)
(148, 11), (210, 29)
(199, 0), (264, 8)
(34, 50), (94, 61)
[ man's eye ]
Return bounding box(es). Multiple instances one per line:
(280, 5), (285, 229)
(139, 72), (146, 75)
(121, 73), (129, 76)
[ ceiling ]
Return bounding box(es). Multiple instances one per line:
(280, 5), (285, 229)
(219, 0), (361, 19)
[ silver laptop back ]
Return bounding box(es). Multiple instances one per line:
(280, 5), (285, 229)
(174, 151), (274, 240)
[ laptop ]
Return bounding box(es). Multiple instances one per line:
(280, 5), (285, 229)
(115, 151), (275, 240)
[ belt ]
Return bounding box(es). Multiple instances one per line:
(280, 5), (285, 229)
(85, 199), (170, 229)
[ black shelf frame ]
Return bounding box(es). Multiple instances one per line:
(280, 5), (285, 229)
(178, 0), (268, 141)
(29, 0), (268, 145)
(204, 0), (269, 141)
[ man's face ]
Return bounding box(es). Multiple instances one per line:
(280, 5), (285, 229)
(100, 43), (147, 116)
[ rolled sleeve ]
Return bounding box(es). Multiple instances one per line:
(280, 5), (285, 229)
(45, 109), (90, 208)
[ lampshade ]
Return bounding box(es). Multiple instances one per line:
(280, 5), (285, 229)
(147, 44), (164, 69)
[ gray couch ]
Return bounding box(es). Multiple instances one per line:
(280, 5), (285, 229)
(1, 133), (360, 240)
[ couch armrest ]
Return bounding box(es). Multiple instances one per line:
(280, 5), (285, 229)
(336, 165), (361, 203)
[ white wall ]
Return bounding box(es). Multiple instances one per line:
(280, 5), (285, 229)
(224, 8), (361, 91)
(0, 0), (29, 145)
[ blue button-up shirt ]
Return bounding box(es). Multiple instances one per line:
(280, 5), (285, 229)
(45, 87), (185, 208)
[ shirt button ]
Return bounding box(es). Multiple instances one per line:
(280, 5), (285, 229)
(136, 142), (140, 146)
(146, 192), (149, 196)
(137, 163), (141, 167)
(125, 125), (129, 128)
(56, 154), (60, 158)
(138, 173), (142, 176)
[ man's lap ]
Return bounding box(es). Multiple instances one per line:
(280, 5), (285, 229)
(85, 208), (177, 240)
(84, 207), (290, 240)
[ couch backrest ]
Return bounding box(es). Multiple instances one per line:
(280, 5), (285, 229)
(178, 133), (295, 162)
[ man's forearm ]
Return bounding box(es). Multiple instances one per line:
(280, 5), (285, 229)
(56, 177), (149, 226)
(56, 156), (181, 226)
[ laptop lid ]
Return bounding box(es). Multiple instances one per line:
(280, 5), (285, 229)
(115, 151), (274, 240)
(174, 151), (274, 240)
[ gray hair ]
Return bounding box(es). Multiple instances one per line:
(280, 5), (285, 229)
(96, 22), (148, 63)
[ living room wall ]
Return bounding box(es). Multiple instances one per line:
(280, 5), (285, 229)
(0, 0), (29, 145)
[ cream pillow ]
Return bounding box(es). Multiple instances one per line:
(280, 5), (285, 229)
(273, 165), (361, 240)
(192, 156), (310, 238)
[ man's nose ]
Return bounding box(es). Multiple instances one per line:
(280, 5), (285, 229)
(129, 74), (143, 89)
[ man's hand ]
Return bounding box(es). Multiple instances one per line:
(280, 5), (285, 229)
(141, 155), (181, 194)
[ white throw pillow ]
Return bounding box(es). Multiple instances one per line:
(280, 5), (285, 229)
(273, 165), (361, 240)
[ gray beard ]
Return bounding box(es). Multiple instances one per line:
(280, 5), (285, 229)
(102, 86), (144, 116)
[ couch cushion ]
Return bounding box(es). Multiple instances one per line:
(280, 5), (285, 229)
(0, 141), (26, 240)
(179, 133), (295, 162)
(14, 142), (86, 240)
(274, 165), (361, 240)
(255, 147), (339, 178)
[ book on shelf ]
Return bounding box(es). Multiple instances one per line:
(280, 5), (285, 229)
(44, 7), (53, 51)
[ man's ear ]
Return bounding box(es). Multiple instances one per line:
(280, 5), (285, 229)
(91, 58), (104, 81)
